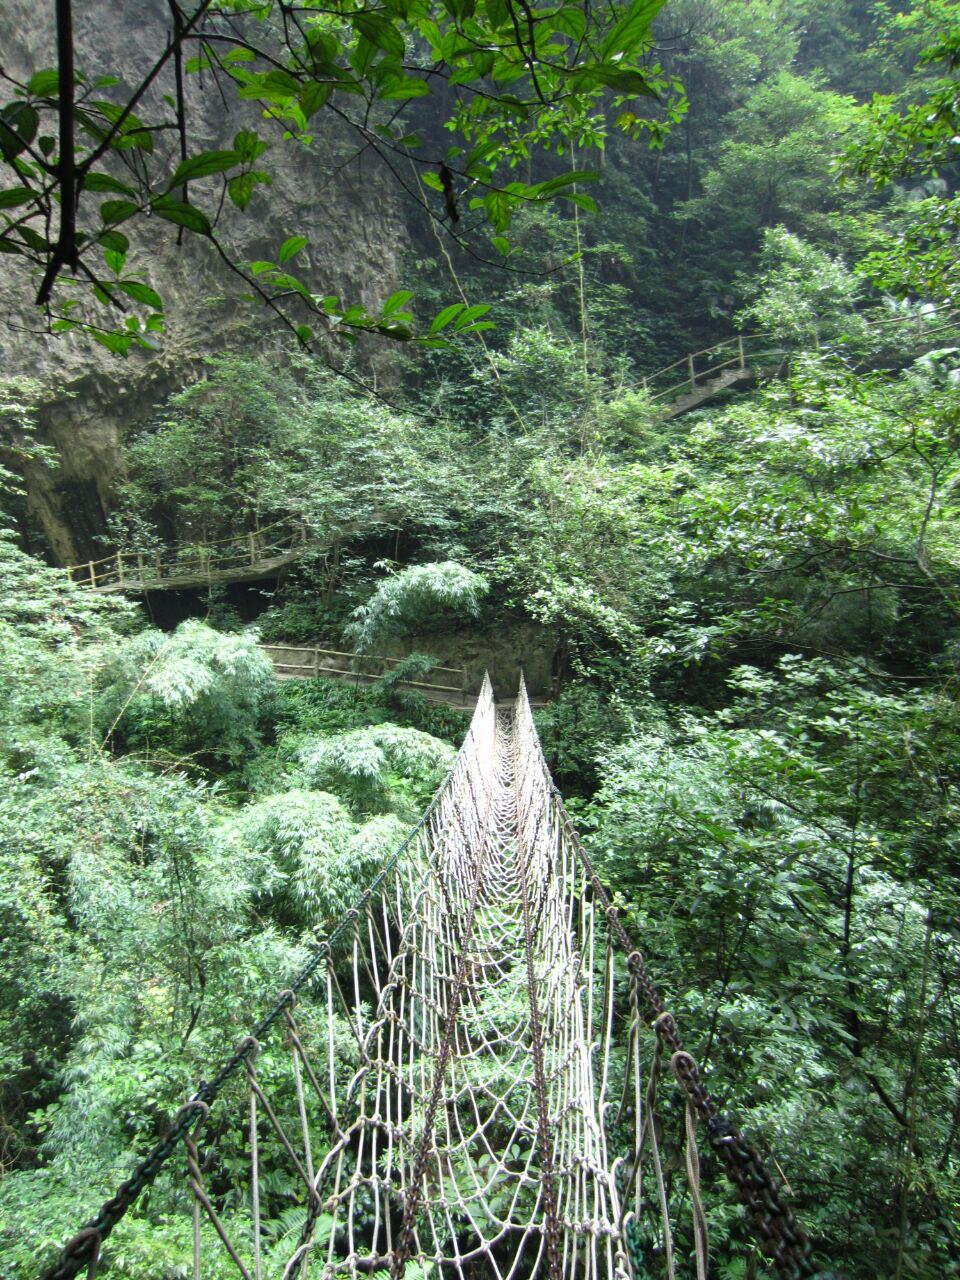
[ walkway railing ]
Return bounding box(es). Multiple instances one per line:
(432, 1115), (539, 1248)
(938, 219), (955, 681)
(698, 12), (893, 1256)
(259, 643), (470, 702)
(67, 519), (311, 588)
(642, 307), (960, 406)
(641, 332), (784, 403)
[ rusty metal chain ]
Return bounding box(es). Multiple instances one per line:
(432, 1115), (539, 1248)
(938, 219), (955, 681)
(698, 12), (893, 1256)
(551, 783), (819, 1280)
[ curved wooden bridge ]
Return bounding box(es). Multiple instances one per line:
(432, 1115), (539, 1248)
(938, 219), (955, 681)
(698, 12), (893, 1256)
(67, 518), (315, 592)
(643, 307), (960, 418)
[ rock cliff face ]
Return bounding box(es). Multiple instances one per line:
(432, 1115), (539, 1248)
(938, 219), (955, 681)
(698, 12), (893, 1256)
(1, 1), (412, 562)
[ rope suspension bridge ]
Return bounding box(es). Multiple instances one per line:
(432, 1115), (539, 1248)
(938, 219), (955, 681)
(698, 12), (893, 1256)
(44, 679), (818, 1280)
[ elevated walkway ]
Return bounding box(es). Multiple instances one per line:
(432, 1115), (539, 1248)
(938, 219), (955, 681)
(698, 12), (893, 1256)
(67, 519), (314, 592)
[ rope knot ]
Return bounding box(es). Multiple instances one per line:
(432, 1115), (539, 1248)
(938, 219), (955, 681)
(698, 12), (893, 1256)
(670, 1050), (699, 1081)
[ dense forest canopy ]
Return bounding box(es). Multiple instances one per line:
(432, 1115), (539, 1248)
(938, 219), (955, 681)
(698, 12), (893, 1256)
(2, 0), (960, 1277)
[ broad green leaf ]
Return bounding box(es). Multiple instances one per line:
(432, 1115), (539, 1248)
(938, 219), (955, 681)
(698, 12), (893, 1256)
(379, 75), (430, 101)
(98, 229), (130, 254)
(84, 172), (137, 196)
(533, 170), (599, 197)
(453, 303), (491, 330)
(89, 328), (134, 354)
(355, 12), (405, 55)
(429, 303), (465, 334)
(27, 69), (59, 96)
(301, 80), (333, 116)
(483, 189), (512, 232)
(599, 0), (665, 59)
(170, 149), (239, 186)
(0, 186), (34, 210)
(278, 235), (308, 264)
(296, 324), (313, 343)
(382, 290), (414, 317)
(233, 130), (267, 162)
(151, 196), (211, 233)
(0, 104), (39, 161)
(228, 173), (255, 210)
(560, 192), (598, 212)
(552, 8), (587, 41)
(579, 66), (661, 97)
(270, 271), (311, 299)
(257, 69), (302, 97)
(100, 198), (139, 224)
(118, 280), (163, 309)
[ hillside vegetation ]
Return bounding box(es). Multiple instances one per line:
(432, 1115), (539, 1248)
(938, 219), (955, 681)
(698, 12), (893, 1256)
(1, 0), (960, 1276)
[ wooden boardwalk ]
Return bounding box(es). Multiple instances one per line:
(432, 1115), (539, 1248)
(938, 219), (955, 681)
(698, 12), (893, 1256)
(643, 307), (959, 420)
(68, 520), (313, 592)
(258, 644), (552, 710)
(260, 643), (473, 706)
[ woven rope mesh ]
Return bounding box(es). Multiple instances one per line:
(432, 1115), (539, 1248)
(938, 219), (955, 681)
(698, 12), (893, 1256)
(155, 676), (707, 1280)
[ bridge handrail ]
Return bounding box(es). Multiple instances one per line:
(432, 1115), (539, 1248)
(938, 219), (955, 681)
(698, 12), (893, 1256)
(67, 517), (311, 587)
(260, 643), (469, 700)
(643, 306), (960, 404)
(259, 643), (464, 679)
(647, 343), (788, 403)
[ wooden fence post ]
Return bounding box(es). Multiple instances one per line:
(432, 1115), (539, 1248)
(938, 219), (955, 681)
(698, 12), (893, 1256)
(117, 552), (124, 585)
(137, 553), (145, 583)
(314, 648), (320, 679)
(688, 353), (696, 391)
(88, 560), (96, 588)
(738, 334), (745, 368)
(248, 531), (258, 565)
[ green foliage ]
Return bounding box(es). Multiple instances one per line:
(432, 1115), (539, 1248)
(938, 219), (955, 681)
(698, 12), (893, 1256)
(736, 226), (868, 349)
(0, 0), (682, 350)
(843, 13), (960, 303)
(295, 723), (454, 817)
(345, 562), (489, 653)
(582, 656), (960, 1275)
(680, 72), (863, 248)
(230, 788), (406, 929)
(7, 5), (960, 1274)
(97, 620), (275, 764)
